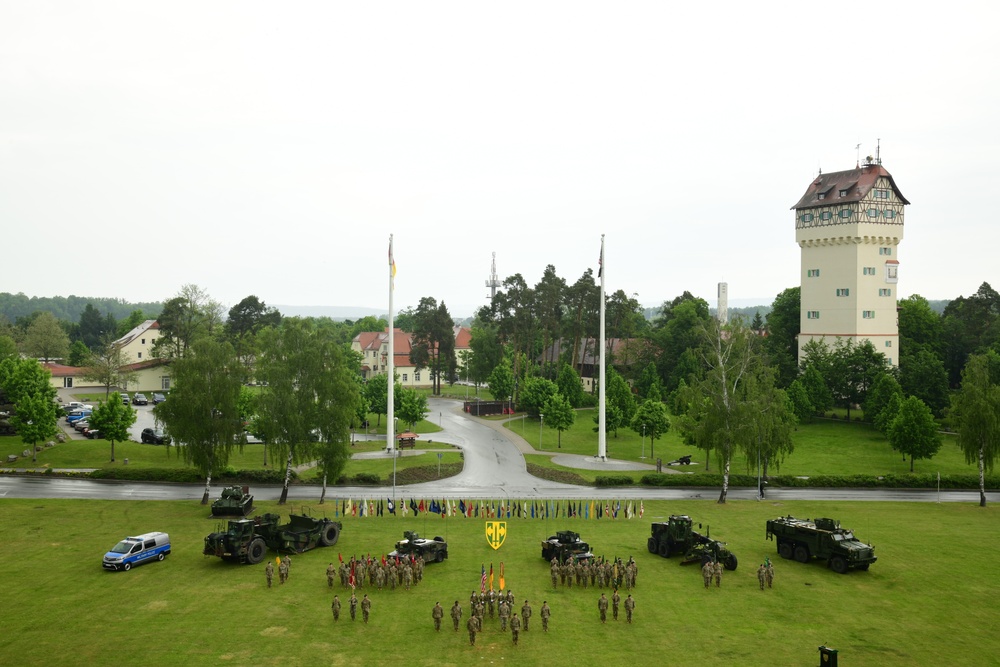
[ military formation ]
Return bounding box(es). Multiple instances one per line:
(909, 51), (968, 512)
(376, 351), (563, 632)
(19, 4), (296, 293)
(549, 554), (638, 590)
(323, 554), (426, 591)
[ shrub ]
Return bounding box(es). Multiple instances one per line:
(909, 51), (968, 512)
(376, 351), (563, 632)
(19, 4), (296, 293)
(595, 475), (634, 487)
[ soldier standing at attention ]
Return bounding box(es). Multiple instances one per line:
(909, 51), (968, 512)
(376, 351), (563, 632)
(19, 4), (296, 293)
(361, 594), (372, 623)
(765, 559), (775, 589)
(487, 589), (495, 618)
(598, 593), (609, 624)
(624, 594), (635, 624)
(540, 601), (551, 632)
(451, 600), (463, 631)
(509, 610), (521, 646)
(498, 597), (510, 631)
(757, 563), (766, 590)
(402, 565), (412, 591)
(432, 602), (444, 631)
(701, 560), (713, 589)
(284, 555), (291, 579)
(265, 560), (274, 588)
(521, 599), (532, 631)
(467, 615), (478, 646)
(331, 595), (341, 621)
(349, 592), (358, 621)
(612, 590), (621, 621)
(278, 558), (289, 585)
(551, 560), (559, 588)
(714, 560), (723, 588)
(327, 562), (336, 588)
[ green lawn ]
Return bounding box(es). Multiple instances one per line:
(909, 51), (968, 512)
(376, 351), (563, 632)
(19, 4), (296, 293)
(0, 497), (996, 666)
(511, 410), (974, 478)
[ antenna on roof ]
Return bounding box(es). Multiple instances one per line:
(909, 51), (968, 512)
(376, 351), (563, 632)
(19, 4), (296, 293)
(876, 138), (881, 165)
(855, 143), (861, 168)
(485, 252), (500, 301)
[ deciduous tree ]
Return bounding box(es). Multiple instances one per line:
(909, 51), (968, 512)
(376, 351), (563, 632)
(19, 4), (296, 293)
(953, 352), (1000, 506)
(888, 396), (942, 472)
(23, 311), (69, 362)
(542, 392), (575, 448)
(88, 398), (137, 462)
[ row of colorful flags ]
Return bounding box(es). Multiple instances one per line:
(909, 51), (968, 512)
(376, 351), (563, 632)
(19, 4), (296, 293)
(331, 498), (645, 520)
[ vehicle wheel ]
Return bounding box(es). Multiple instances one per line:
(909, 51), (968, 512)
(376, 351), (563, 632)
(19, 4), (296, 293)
(647, 538), (657, 554)
(658, 541), (671, 558)
(830, 556), (848, 574)
(436, 551), (445, 563)
(123, 562), (131, 571)
(157, 553), (165, 562)
(778, 542), (793, 560)
(320, 523), (340, 547)
(857, 562), (871, 571)
(247, 538), (267, 565)
(725, 554), (738, 571)
(793, 545), (809, 563)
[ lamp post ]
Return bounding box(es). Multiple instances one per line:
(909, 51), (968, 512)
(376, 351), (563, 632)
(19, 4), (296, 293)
(539, 413), (544, 451)
(641, 424), (646, 459)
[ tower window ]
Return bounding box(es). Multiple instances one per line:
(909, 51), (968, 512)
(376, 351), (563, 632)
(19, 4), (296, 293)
(879, 288), (892, 297)
(800, 213), (814, 223)
(879, 247), (893, 256)
(839, 209), (853, 219)
(807, 311), (820, 319)
(862, 310), (875, 319)
(836, 288), (850, 297)
(863, 267), (876, 275)
(885, 341), (892, 348)
(807, 269), (820, 278)
(818, 192), (826, 200)
(820, 211), (833, 221)
(867, 208), (879, 218)
(874, 189), (890, 200)
(839, 189), (849, 197)
(884, 210), (895, 220)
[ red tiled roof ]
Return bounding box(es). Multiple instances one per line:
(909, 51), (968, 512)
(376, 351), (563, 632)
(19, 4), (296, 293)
(791, 164), (910, 210)
(41, 363), (79, 377)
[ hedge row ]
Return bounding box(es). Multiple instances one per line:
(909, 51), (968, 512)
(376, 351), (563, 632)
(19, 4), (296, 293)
(88, 468), (294, 484)
(638, 472), (1000, 490)
(595, 475), (635, 487)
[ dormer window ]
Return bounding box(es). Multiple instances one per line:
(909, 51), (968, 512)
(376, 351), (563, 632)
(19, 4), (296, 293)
(817, 192), (826, 200)
(839, 189), (849, 197)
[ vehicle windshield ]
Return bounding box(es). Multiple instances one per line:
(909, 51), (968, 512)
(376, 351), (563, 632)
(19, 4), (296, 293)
(110, 540), (135, 554)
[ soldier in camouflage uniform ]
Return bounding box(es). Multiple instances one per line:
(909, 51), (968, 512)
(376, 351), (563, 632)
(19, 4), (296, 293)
(349, 592), (358, 621)
(540, 601), (551, 632)
(331, 595), (341, 621)
(551, 559), (559, 588)
(509, 610), (521, 646)
(487, 589), (495, 618)
(467, 615), (478, 646)
(757, 563), (766, 590)
(521, 600), (532, 632)
(714, 560), (723, 588)
(265, 560), (274, 588)
(432, 602), (444, 631)
(451, 600), (463, 631)
(624, 594), (635, 623)
(402, 565), (413, 590)
(765, 559), (774, 589)
(327, 562), (336, 588)
(498, 598), (510, 631)
(701, 560), (713, 589)
(361, 594), (371, 623)
(278, 558), (289, 585)
(612, 590), (620, 621)
(598, 593), (609, 623)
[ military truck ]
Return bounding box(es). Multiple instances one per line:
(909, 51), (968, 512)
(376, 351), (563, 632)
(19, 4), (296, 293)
(541, 530), (593, 563)
(647, 515), (738, 570)
(765, 515), (877, 574)
(210, 485), (254, 517)
(204, 512), (341, 564)
(388, 531), (448, 563)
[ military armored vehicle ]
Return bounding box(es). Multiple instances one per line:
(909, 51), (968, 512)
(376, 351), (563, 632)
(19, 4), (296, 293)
(204, 512), (341, 564)
(765, 515), (876, 574)
(648, 515), (738, 570)
(541, 530), (593, 563)
(388, 531), (448, 562)
(210, 485), (254, 517)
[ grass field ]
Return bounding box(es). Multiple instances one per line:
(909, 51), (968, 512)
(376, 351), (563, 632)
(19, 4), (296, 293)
(1, 497), (996, 666)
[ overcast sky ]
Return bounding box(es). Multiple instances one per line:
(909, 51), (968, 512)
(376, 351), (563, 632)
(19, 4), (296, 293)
(2, 2), (998, 318)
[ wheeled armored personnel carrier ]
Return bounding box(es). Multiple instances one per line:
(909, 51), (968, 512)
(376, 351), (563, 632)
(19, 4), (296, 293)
(648, 515), (738, 570)
(388, 531), (448, 562)
(204, 512), (341, 564)
(765, 515), (876, 574)
(211, 485), (254, 517)
(541, 530), (593, 563)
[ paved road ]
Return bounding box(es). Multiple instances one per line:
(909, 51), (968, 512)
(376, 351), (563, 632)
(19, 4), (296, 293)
(11, 394), (996, 504)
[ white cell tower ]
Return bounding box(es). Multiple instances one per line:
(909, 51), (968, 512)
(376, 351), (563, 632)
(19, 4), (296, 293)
(485, 252), (500, 300)
(717, 282), (729, 324)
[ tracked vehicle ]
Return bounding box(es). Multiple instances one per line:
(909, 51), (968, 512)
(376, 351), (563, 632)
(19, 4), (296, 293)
(210, 485), (254, 517)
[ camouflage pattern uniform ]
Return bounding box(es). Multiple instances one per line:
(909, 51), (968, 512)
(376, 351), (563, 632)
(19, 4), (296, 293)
(713, 561), (723, 588)
(624, 594), (635, 623)
(278, 559), (289, 585)
(361, 594), (371, 623)
(509, 611), (521, 645)
(765, 561), (774, 588)
(540, 601), (551, 632)
(265, 561), (274, 588)
(432, 602), (444, 631)
(551, 561), (559, 588)
(349, 593), (358, 621)
(487, 590), (495, 618)
(498, 599), (510, 631)
(467, 615), (478, 646)
(757, 564), (766, 590)
(598, 593), (609, 623)
(451, 601), (463, 631)
(327, 563), (336, 588)
(521, 600), (532, 632)
(402, 565), (413, 590)
(701, 561), (713, 589)
(612, 590), (620, 620)
(331, 595), (341, 621)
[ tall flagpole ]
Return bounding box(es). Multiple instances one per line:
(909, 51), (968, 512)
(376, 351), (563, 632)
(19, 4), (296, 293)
(598, 234), (607, 461)
(387, 234), (396, 455)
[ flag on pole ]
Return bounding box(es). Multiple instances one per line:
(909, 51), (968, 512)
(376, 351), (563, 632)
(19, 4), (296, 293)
(387, 497), (395, 515)
(389, 238), (397, 287)
(499, 561), (505, 591)
(598, 239), (604, 278)
(480, 564), (488, 593)
(639, 500), (645, 518)
(489, 564), (495, 591)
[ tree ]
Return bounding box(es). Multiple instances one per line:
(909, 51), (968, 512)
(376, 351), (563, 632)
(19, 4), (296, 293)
(635, 362), (659, 402)
(77, 304), (110, 350)
(153, 284), (220, 359)
(898, 294), (943, 356)
(0, 335), (17, 363)
(863, 373), (904, 430)
(764, 287), (801, 387)
(827, 339), (891, 419)
(116, 309), (151, 338)
(876, 393), (903, 438)
(67, 340), (89, 367)
(786, 379), (814, 423)
(750, 311), (764, 334)
(23, 312), (69, 362)
(630, 384), (670, 460)
(888, 397), (942, 472)
(650, 296), (712, 392)
(519, 376), (557, 418)
(899, 347), (950, 417)
(397, 388), (429, 430)
(467, 322), (503, 389)
(312, 331), (362, 504)
(81, 337), (139, 398)
(555, 363), (584, 408)
(226, 295), (281, 378)
(2, 359), (60, 464)
(603, 367), (636, 437)
(742, 367), (796, 479)
(942, 282), (1000, 386)
(9, 391), (58, 464)
(542, 392), (575, 448)
(487, 357), (515, 404)
(799, 364), (833, 414)
(365, 372), (390, 427)
(953, 352), (1000, 506)
(88, 398), (137, 462)
(153, 339), (244, 504)
(410, 297), (456, 395)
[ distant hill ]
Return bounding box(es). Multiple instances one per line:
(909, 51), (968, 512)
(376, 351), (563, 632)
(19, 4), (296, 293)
(0, 292), (161, 324)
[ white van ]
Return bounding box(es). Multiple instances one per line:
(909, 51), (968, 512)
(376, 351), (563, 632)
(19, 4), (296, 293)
(102, 532), (171, 571)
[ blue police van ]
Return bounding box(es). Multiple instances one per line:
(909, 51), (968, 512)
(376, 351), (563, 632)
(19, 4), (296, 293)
(102, 532), (171, 571)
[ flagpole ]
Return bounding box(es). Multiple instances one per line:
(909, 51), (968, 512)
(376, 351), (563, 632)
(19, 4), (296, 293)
(388, 235), (396, 465)
(598, 234), (607, 461)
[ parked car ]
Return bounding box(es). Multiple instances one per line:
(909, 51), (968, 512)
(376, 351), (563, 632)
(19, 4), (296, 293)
(152, 392), (166, 404)
(74, 420), (90, 432)
(85, 429), (100, 439)
(120, 393), (130, 405)
(141, 428), (171, 445)
(62, 402), (93, 413)
(132, 393), (149, 406)
(66, 410), (92, 424)
(103, 532), (171, 571)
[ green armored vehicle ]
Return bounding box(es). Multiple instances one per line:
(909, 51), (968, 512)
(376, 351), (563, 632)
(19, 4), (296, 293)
(766, 515), (876, 574)
(648, 515), (738, 570)
(541, 530), (593, 563)
(210, 485), (254, 517)
(204, 512), (341, 564)
(389, 531), (448, 562)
